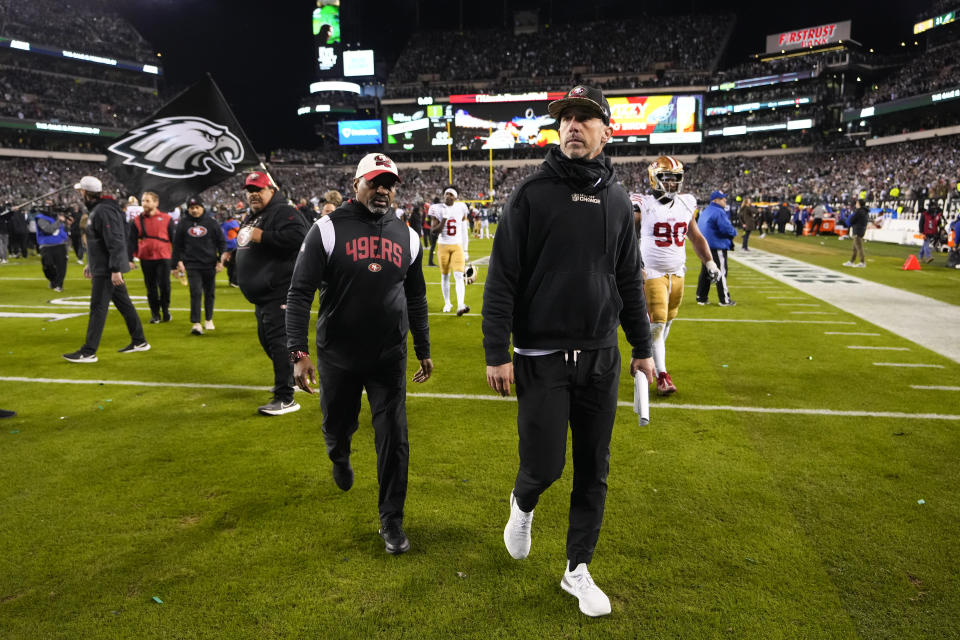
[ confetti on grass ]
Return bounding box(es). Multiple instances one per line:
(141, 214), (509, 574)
(152, 596), (163, 604)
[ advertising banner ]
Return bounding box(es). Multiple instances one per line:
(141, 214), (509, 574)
(765, 20), (851, 54)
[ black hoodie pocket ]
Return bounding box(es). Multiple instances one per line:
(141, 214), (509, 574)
(524, 271), (622, 340)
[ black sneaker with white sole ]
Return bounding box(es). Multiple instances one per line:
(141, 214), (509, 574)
(117, 342), (151, 353)
(718, 300), (737, 307)
(63, 350), (98, 363)
(379, 524), (411, 555)
(257, 398), (300, 416)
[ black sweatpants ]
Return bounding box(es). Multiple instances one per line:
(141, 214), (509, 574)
(40, 244), (67, 288)
(317, 356), (409, 528)
(71, 234), (85, 261)
(513, 347), (620, 568)
(81, 276), (146, 354)
(140, 258), (171, 317)
(254, 299), (294, 402)
(696, 247), (732, 304)
(223, 250), (237, 286)
(186, 266), (216, 323)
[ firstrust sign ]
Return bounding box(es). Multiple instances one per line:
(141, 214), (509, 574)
(765, 20), (852, 54)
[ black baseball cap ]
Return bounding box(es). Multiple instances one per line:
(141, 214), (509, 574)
(186, 195), (204, 208)
(548, 85), (611, 125)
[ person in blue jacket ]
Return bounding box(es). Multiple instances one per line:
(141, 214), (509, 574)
(696, 190), (738, 306)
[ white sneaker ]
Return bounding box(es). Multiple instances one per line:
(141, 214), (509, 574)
(855, 262), (866, 268)
(842, 261), (854, 267)
(503, 491), (533, 559)
(561, 562), (611, 617)
(204, 320), (215, 331)
(442, 303), (452, 313)
(191, 323), (204, 335)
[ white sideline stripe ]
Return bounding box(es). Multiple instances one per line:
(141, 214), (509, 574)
(2, 376), (956, 421)
(873, 362), (944, 368)
(0, 303), (483, 317)
(777, 303), (821, 307)
(0, 376), (270, 392)
(678, 318), (856, 324)
(847, 346), (910, 351)
(824, 331), (880, 336)
(768, 296), (804, 299)
(0, 304), (257, 313)
(790, 311), (837, 315)
(911, 385), (960, 391)
(429, 312), (480, 316)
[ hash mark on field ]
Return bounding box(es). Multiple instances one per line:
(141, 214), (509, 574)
(777, 303), (821, 307)
(824, 332), (880, 336)
(768, 296), (804, 299)
(847, 346), (910, 351)
(911, 385), (960, 391)
(873, 363), (944, 368)
(791, 311), (837, 315)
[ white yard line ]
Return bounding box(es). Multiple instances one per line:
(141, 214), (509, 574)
(873, 362), (944, 368)
(767, 296), (805, 299)
(847, 346), (910, 351)
(777, 303), (822, 307)
(824, 331), (881, 336)
(677, 318), (856, 324)
(911, 385), (960, 391)
(790, 311), (837, 315)
(0, 312), (85, 321)
(2, 376), (956, 420)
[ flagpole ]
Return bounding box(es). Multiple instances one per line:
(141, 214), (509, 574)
(447, 121), (453, 186)
(11, 184), (77, 210)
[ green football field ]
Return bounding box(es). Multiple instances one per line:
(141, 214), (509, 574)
(1, 230), (959, 639)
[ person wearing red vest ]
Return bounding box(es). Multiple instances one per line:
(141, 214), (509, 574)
(129, 191), (176, 323)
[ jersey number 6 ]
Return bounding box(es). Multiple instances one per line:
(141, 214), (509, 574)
(445, 219), (458, 236)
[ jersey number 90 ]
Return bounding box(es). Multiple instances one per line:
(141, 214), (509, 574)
(653, 221), (688, 247)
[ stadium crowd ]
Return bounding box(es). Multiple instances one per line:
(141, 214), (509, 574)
(0, 0), (153, 62)
(5, 136), (958, 223)
(864, 45), (959, 105)
(386, 15), (732, 97)
(0, 67), (162, 128)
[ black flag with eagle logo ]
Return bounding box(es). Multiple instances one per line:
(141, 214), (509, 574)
(106, 74), (260, 211)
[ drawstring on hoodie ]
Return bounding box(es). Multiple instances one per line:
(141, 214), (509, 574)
(563, 350), (581, 366)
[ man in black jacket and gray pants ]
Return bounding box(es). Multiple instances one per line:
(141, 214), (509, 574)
(236, 171), (308, 415)
(63, 176), (149, 363)
(286, 153), (433, 556)
(483, 86), (655, 617)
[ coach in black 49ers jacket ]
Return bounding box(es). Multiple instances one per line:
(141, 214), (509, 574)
(286, 153), (432, 556)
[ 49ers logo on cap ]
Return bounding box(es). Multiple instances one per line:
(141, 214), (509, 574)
(570, 86), (587, 97)
(368, 263), (382, 272)
(374, 155), (392, 168)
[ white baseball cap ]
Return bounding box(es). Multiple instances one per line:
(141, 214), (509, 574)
(74, 176), (103, 192)
(355, 153), (401, 183)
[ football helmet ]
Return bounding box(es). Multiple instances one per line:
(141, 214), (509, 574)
(465, 264), (478, 285)
(648, 156), (684, 198)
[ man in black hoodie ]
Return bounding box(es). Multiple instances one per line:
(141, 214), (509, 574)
(236, 171), (309, 415)
(483, 86), (655, 617)
(286, 153), (432, 556)
(63, 176), (149, 363)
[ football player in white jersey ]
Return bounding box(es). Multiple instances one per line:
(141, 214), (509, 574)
(429, 187), (471, 315)
(633, 156), (721, 396)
